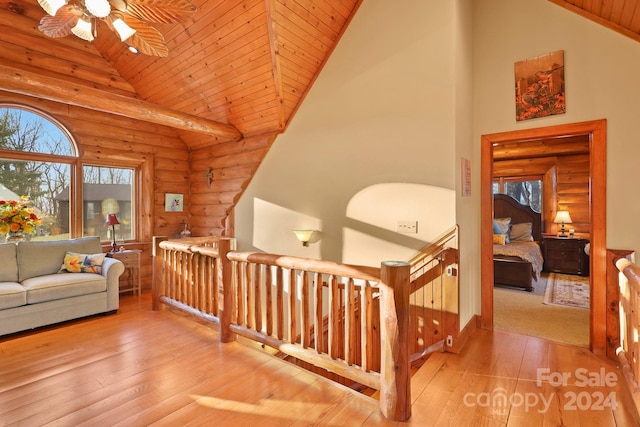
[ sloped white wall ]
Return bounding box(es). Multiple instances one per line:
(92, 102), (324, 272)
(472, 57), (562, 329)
(234, 0), (471, 321)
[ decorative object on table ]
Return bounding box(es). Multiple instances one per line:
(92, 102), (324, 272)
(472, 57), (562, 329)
(179, 220), (192, 238)
(165, 193), (183, 212)
(0, 196), (42, 242)
(293, 229), (315, 247)
(36, 0), (196, 57)
(553, 210), (572, 237)
(515, 50), (565, 121)
(104, 213), (120, 252)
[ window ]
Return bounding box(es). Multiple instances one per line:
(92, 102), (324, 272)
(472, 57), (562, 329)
(493, 178), (542, 213)
(0, 105), (138, 242)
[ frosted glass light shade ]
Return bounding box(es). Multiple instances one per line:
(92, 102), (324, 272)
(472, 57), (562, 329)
(38, 0), (67, 16)
(84, 0), (110, 18)
(293, 229), (315, 246)
(112, 18), (136, 41)
(71, 18), (94, 41)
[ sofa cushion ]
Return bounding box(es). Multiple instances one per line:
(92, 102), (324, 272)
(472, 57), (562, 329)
(0, 243), (18, 282)
(17, 237), (102, 282)
(22, 273), (107, 304)
(61, 252), (107, 274)
(0, 283), (26, 310)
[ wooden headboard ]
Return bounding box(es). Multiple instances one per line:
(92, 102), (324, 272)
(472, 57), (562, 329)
(493, 194), (542, 242)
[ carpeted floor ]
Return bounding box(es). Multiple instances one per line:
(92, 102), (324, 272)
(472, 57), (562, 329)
(493, 273), (590, 347)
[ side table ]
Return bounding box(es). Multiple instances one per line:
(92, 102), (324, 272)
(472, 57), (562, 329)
(107, 249), (142, 295)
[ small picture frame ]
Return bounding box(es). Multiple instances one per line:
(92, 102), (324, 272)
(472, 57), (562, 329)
(165, 193), (183, 212)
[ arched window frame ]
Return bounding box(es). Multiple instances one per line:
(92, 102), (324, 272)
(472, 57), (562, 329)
(0, 103), (152, 242)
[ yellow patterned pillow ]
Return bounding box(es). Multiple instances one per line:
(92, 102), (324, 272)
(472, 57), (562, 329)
(493, 233), (507, 245)
(61, 252), (106, 274)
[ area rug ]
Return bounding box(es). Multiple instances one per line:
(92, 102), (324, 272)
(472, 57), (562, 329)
(543, 273), (590, 309)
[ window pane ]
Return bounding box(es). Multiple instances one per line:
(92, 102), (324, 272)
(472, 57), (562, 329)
(0, 159), (71, 240)
(492, 180), (542, 213)
(83, 166), (134, 243)
(0, 108), (74, 156)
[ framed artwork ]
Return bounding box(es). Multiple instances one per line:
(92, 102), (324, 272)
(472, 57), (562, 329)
(515, 50), (565, 121)
(461, 158), (471, 197)
(165, 193), (183, 212)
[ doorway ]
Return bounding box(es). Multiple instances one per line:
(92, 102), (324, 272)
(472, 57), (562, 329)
(480, 120), (607, 356)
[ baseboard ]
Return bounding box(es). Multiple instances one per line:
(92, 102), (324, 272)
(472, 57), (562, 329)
(445, 314), (478, 354)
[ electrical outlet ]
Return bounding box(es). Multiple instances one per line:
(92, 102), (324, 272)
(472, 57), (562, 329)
(446, 335), (453, 347)
(397, 220), (418, 234)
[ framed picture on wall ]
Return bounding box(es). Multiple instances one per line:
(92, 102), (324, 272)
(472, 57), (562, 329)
(165, 193), (183, 212)
(515, 50), (565, 121)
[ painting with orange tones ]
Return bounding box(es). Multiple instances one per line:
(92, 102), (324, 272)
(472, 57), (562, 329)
(515, 50), (565, 121)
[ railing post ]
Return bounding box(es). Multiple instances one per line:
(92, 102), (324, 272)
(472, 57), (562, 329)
(218, 238), (236, 343)
(151, 236), (168, 311)
(379, 260), (411, 421)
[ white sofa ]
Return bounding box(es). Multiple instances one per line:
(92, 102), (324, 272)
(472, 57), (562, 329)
(0, 236), (125, 336)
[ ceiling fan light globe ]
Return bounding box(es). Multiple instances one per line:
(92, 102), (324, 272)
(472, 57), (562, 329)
(113, 18), (136, 41)
(84, 0), (111, 18)
(38, 0), (67, 16)
(71, 18), (94, 41)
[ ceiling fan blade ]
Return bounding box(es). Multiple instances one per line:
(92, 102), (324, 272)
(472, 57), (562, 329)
(124, 18), (169, 57)
(123, 0), (196, 24)
(38, 6), (81, 38)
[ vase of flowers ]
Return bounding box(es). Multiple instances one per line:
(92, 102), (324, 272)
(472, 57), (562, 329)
(0, 197), (42, 243)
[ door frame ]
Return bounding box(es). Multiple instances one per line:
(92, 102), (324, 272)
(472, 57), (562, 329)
(480, 119), (607, 356)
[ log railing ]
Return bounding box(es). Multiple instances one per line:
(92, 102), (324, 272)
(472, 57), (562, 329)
(408, 226), (459, 359)
(616, 256), (640, 412)
(154, 237), (412, 420)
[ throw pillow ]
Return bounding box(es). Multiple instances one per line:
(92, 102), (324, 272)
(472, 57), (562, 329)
(493, 234), (507, 245)
(60, 252), (106, 274)
(493, 217), (511, 243)
(510, 222), (534, 242)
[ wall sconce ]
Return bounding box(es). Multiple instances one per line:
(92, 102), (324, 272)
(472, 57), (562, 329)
(293, 229), (315, 247)
(104, 213), (120, 252)
(553, 210), (572, 238)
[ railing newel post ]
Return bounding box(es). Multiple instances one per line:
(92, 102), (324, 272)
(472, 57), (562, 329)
(379, 260), (411, 421)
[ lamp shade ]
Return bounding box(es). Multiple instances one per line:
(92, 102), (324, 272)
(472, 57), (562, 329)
(293, 229), (315, 246)
(104, 213), (120, 227)
(553, 210), (572, 224)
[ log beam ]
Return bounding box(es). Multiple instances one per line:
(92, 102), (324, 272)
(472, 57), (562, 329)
(0, 64), (243, 142)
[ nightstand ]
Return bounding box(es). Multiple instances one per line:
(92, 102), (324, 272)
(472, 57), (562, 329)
(107, 249), (142, 295)
(542, 236), (589, 276)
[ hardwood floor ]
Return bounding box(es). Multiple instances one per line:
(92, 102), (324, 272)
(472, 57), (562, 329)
(1, 292), (638, 426)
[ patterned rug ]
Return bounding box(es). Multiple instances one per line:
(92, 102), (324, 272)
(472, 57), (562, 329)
(543, 273), (590, 309)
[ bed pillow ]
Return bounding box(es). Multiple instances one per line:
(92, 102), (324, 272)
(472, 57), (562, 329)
(60, 252), (106, 274)
(493, 217), (511, 243)
(510, 222), (534, 242)
(493, 234), (507, 245)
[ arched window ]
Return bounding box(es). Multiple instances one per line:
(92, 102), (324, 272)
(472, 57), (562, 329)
(0, 105), (135, 243)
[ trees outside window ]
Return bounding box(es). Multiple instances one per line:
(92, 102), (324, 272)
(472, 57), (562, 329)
(493, 178), (542, 213)
(0, 106), (136, 242)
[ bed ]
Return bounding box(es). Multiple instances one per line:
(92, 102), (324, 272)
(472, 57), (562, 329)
(493, 194), (544, 292)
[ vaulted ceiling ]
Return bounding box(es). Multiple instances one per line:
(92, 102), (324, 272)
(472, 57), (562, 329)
(0, 1), (638, 152)
(0, 0), (362, 149)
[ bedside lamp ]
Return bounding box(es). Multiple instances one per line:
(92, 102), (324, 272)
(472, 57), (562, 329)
(104, 213), (120, 252)
(553, 210), (572, 238)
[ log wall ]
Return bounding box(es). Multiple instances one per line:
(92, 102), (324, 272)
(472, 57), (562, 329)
(0, 90), (190, 290)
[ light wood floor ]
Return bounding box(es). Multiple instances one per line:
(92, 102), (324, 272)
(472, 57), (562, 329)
(1, 292), (638, 426)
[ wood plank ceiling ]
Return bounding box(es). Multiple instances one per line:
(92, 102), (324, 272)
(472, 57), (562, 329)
(0, 0), (362, 149)
(548, 0), (640, 44)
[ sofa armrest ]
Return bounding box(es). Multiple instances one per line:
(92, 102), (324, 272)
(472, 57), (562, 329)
(102, 257), (125, 311)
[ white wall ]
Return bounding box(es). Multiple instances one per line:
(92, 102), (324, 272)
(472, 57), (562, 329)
(236, 0), (640, 329)
(235, 0), (468, 273)
(473, 0), (640, 312)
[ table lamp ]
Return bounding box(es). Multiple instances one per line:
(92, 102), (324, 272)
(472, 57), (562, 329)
(104, 213), (120, 252)
(553, 210), (572, 238)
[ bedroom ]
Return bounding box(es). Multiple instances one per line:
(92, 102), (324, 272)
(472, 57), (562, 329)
(491, 130), (591, 346)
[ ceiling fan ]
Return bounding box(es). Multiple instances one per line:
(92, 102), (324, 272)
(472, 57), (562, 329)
(37, 0), (196, 57)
